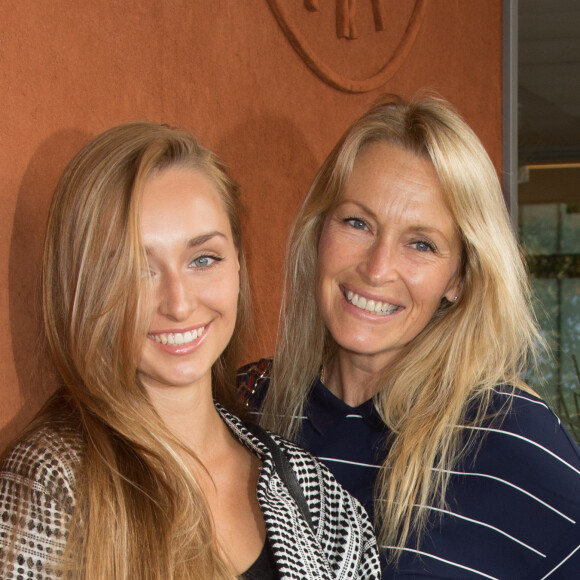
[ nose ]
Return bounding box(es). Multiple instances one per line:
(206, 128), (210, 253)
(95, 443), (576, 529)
(357, 238), (398, 286)
(157, 271), (194, 321)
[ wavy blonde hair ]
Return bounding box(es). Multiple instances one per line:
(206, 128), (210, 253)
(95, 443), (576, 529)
(33, 122), (250, 578)
(261, 96), (541, 556)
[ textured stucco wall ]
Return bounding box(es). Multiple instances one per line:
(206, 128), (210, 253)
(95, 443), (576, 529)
(0, 0), (503, 447)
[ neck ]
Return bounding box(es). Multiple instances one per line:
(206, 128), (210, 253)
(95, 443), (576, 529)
(324, 351), (389, 407)
(145, 378), (232, 456)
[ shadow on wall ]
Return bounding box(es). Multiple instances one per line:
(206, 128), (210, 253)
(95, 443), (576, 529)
(217, 113), (319, 360)
(4, 129), (91, 446)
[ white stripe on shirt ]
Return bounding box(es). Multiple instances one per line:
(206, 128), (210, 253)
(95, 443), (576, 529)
(493, 389), (551, 411)
(465, 426), (580, 477)
(434, 468), (575, 523)
(383, 546), (500, 580)
(318, 456), (382, 469)
(541, 544), (580, 579)
(420, 505), (546, 557)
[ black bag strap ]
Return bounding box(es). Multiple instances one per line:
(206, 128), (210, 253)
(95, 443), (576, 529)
(244, 421), (314, 531)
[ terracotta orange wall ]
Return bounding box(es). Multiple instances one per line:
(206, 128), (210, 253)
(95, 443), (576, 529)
(0, 0), (502, 447)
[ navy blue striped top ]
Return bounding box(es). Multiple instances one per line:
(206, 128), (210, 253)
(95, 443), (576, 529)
(238, 360), (580, 579)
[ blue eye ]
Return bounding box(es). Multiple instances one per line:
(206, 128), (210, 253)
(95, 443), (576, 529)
(345, 217), (367, 230)
(190, 255), (221, 268)
(411, 240), (436, 253)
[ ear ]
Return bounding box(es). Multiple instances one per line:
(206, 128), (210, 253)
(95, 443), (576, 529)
(444, 291), (458, 303)
(444, 276), (461, 303)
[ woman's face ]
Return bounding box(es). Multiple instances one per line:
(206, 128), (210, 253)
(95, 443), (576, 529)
(137, 167), (240, 396)
(317, 142), (462, 372)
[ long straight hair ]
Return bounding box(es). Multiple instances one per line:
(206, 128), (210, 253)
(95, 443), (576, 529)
(34, 122), (251, 578)
(261, 97), (541, 555)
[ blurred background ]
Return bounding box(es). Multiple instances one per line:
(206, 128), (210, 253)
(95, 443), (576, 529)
(517, 0), (580, 438)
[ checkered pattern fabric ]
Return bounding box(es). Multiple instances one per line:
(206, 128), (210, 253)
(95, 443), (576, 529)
(0, 425), (80, 579)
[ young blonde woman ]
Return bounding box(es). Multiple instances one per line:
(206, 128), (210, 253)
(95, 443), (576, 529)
(239, 97), (580, 578)
(0, 122), (380, 579)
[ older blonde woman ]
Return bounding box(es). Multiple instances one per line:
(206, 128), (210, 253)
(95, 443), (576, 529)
(239, 97), (580, 578)
(0, 122), (380, 579)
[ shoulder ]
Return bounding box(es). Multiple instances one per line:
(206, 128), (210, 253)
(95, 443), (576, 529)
(396, 388), (580, 578)
(464, 386), (580, 490)
(471, 386), (580, 470)
(219, 401), (368, 517)
(1, 422), (83, 508)
(269, 431), (331, 488)
(456, 387), (580, 575)
(0, 423), (83, 576)
(218, 403), (323, 488)
(268, 431), (378, 536)
(237, 358), (272, 409)
(221, 399), (371, 521)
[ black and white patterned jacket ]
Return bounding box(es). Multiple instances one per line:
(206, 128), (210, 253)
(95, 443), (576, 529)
(0, 404), (380, 579)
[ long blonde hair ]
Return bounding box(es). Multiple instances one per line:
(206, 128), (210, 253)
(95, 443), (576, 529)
(262, 96), (541, 554)
(36, 122), (251, 578)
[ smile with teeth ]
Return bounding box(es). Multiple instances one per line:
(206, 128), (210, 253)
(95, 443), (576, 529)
(149, 326), (205, 346)
(345, 290), (400, 315)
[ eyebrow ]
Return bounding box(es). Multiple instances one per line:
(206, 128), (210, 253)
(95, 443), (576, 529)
(337, 198), (377, 219)
(409, 225), (448, 236)
(185, 231), (226, 248)
(144, 231), (226, 255)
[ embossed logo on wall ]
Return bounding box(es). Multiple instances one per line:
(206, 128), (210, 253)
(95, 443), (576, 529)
(267, 0), (426, 93)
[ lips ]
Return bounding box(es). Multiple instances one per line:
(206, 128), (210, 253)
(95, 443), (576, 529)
(344, 289), (400, 315)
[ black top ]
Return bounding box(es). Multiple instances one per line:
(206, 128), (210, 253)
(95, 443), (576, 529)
(241, 539), (279, 580)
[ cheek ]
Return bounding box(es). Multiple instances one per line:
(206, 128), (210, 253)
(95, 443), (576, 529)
(406, 267), (451, 306)
(216, 270), (241, 315)
(317, 229), (355, 281)
(403, 265), (438, 297)
(142, 292), (160, 330)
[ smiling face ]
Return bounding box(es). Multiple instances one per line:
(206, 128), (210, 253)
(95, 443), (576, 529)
(316, 141), (462, 373)
(137, 167), (240, 397)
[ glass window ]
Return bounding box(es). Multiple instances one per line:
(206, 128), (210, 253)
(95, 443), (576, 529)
(518, 0), (580, 436)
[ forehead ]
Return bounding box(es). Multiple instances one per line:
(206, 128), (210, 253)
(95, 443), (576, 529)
(340, 142), (455, 225)
(140, 167), (231, 237)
